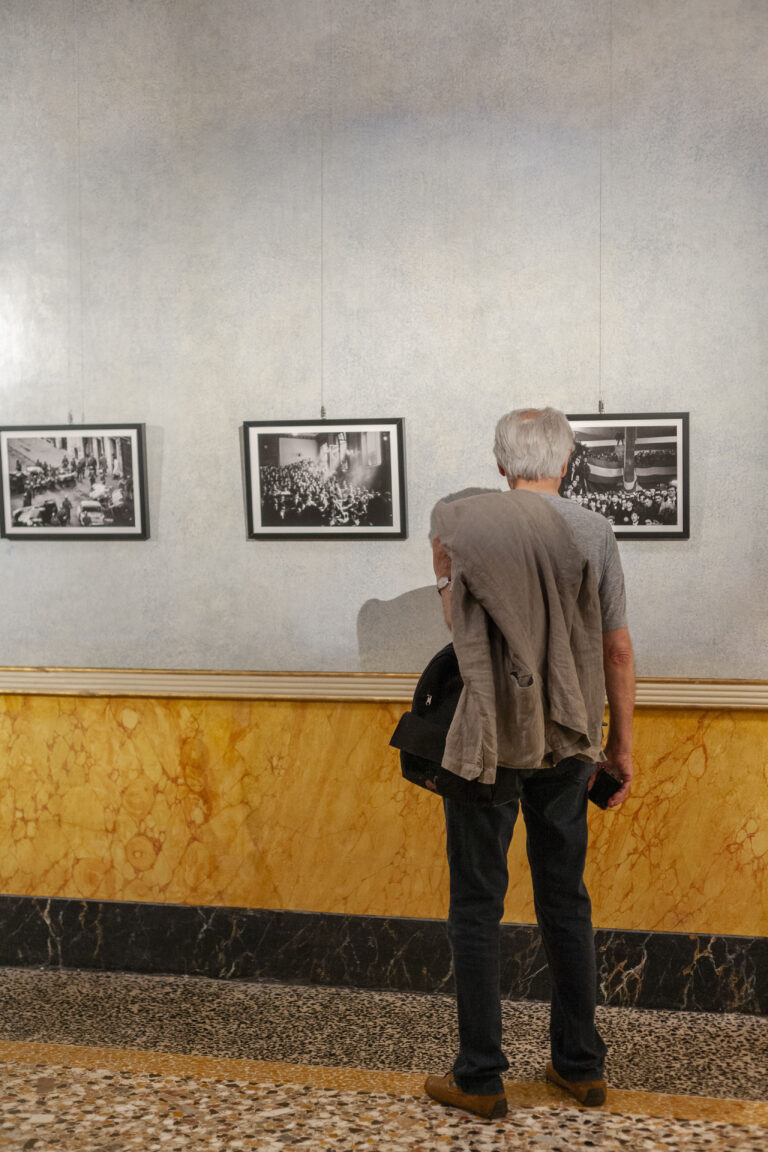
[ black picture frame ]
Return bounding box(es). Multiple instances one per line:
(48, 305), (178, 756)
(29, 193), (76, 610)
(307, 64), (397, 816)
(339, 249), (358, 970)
(0, 424), (150, 540)
(561, 413), (689, 539)
(243, 418), (407, 539)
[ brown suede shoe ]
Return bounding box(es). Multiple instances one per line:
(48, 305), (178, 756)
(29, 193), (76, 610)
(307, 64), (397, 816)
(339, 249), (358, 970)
(546, 1061), (607, 1107)
(425, 1073), (508, 1120)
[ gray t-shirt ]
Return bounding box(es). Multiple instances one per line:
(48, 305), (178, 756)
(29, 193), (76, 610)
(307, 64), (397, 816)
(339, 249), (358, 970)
(539, 494), (627, 632)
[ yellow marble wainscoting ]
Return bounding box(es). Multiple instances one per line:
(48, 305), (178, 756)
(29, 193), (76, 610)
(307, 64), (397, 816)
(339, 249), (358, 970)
(0, 693), (766, 937)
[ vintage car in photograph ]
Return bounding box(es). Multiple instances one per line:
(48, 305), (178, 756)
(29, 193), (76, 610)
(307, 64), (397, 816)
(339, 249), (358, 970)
(89, 482), (111, 505)
(12, 499), (60, 527)
(107, 486), (134, 525)
(77, 499), (114, 527)
(18, 464), (56, 494)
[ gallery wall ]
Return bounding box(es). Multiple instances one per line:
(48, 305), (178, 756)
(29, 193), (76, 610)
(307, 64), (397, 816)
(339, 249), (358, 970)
(1, 0), (766, 677)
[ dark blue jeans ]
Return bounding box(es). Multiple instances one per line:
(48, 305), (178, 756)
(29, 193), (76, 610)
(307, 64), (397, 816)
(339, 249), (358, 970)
(443, 759), (606, 1094)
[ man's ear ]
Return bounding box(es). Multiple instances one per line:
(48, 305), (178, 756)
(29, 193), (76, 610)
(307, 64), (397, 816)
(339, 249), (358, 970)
(497, 463), (506, 477)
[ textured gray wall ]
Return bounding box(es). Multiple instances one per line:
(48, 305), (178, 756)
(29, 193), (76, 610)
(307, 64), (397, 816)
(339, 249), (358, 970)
(1, 0), (766, 676)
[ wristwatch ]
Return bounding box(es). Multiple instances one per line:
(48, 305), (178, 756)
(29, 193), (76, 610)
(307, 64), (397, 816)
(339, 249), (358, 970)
(436, 576), (452, 594)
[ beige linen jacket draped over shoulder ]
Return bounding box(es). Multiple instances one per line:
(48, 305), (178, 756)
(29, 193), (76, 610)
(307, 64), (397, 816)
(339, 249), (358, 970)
(431, 490), (606, 784)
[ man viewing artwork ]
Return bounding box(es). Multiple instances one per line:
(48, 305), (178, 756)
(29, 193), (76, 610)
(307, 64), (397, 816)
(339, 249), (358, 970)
(424, 407), (635, 1119)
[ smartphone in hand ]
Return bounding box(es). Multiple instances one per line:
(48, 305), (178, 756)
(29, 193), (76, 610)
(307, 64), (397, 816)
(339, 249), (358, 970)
(588, 767), (623, 809)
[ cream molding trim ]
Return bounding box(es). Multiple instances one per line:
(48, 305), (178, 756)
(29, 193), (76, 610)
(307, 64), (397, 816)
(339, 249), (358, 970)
(0, 668), (766, 709)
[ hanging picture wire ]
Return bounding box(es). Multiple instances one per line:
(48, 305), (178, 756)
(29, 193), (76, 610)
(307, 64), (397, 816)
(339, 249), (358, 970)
(71, 0), (87, 425)
(597, 0), (613, 416)
(319, 0), (335, 421)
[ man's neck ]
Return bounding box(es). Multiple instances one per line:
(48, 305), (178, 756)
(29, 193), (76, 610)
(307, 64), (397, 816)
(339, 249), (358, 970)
(508, 477), (561, 495)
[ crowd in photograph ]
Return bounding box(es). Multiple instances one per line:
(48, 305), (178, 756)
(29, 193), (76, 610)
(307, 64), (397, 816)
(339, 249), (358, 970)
(12, 451), (123, 492)
(560, 440), (678, 527)
(580, 446), (677, 472)
(9, 452), (134, 527)
(634, 448), (677, 466)
(259, 460), (390, 528)
(560, 480), (678, 526)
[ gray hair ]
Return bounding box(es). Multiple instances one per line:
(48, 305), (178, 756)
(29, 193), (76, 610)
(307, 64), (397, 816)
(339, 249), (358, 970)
(493, 407), (574, 481)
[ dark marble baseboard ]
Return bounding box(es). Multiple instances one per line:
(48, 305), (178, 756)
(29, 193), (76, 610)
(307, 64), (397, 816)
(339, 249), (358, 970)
(0, 895), (764, 1014)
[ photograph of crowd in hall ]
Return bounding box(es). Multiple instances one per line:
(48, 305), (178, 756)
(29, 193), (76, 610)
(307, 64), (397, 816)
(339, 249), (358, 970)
(0, 425), (149, 540)
(560, 414), (689, 539)
(243, 419), (407, 538)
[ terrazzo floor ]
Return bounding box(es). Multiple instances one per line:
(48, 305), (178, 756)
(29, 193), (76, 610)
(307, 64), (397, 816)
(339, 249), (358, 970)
(0, 968), (765, 1150)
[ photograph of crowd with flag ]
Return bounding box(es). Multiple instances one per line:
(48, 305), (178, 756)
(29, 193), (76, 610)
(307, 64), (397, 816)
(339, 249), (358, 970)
(560, 414), (689, 538)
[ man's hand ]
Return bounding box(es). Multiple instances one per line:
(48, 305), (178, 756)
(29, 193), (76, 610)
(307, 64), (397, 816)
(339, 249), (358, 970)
(590, 741), (633, 808)
(595, 626), (635, 808)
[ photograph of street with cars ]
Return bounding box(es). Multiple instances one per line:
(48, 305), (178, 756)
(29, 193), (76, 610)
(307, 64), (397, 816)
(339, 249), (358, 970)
(0, 425), (149, 539)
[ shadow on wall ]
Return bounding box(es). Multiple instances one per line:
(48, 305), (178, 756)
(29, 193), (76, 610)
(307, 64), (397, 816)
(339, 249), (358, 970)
(357, 585), (450, 672)
(357, 488), (500, 673)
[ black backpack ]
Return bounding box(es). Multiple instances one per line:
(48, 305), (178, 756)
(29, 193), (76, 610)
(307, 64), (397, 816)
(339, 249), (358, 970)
(390, 643), (522, 806)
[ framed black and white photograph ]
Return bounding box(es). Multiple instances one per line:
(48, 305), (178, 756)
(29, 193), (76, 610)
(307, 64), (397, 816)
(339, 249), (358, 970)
(243, 418), (407, 539)
(0, 424), (149, 540)
(560, 413), (689, 539)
